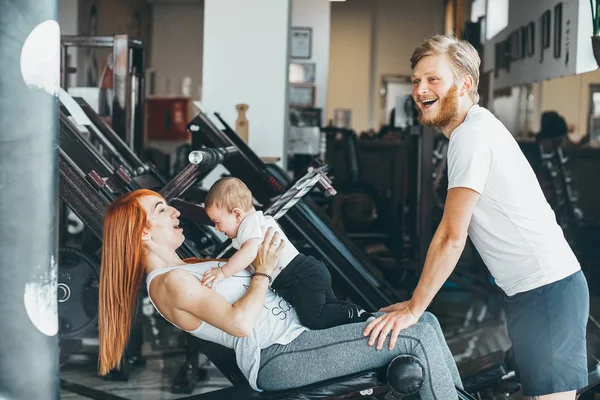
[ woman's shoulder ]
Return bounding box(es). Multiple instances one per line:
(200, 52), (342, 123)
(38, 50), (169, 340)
(156, 267), (210, 304)
(150, 263), (214, 295)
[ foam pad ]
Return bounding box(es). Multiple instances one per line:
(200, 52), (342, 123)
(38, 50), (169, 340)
(387, 355), (425, 395)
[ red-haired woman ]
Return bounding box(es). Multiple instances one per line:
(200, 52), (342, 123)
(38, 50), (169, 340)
(98, 189), (463, 398)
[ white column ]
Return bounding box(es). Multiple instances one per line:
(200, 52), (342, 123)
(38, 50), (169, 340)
(58, 0), (79, 88)
(202, 0), (291, 165)
(291, 0), (331, 124)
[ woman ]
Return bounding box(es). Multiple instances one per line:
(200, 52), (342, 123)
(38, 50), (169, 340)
(98, 189), (463, 398)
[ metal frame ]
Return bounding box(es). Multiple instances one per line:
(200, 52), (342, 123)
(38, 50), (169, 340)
(59, 149), (111, 240)
(416, 125), (434, 268)
(58, 105), (226, 259)
(74, 97), (148, 176)
(60, 35), (145, 154)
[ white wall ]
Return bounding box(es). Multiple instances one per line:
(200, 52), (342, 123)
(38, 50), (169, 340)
(327, 0), (445, 132)
(576, 0), (597, 74)
(202, 0), (291, 163)
(491, 87), (521, 134)
(58, 0), (79, 88)
(541, 69), (600, 142)
(291, 0), (330, 123)
(484, 0), (597, 90)
(150, 2), (204, 97)
(327, 0), (374, 132)
(470, 0), (487, 22)
(485, 0), (509, 40)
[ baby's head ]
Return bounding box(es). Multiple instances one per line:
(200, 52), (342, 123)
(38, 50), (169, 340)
(205, 177), (255, 238)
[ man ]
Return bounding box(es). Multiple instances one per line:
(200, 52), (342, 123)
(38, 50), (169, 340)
(364, 35), (589, 400)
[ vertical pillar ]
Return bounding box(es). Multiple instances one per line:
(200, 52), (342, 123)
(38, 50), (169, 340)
(417, 126), (434, 269)
(0, 0), (60, 398)
(202, 0), (291, 166)
(291, 0), (331, 125)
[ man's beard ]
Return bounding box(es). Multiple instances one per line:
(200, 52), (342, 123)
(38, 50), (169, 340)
(418, 85), (459, 129)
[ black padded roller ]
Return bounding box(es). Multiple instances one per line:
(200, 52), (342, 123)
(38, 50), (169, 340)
(387, 355), (425, 396)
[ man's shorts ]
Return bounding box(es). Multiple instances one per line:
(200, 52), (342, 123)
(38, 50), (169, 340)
(506, 270), (589, 396)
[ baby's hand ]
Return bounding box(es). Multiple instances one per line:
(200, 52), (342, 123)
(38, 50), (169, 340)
(201, 267), (225, 288)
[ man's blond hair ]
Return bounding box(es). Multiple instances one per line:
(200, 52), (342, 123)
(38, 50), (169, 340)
(205, 177), (253, 212)
(410, 35), (481, 104)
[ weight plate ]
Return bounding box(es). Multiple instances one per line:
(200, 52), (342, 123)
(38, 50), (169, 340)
(58, 247), (100, 338)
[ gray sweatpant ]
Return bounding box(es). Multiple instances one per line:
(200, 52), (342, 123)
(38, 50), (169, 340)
(257, 311), (462, 400)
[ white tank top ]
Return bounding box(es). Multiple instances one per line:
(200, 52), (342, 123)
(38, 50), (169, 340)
(145, 261), (307, 390)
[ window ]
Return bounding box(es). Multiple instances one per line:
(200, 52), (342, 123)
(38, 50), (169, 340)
(486, 0), (509, 40)
(471, 0), (486, 22)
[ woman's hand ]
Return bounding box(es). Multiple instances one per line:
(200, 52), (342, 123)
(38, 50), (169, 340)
(253, 227), (285, 275)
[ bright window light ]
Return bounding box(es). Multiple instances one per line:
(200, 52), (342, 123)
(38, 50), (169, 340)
(486, 0), (509, 40)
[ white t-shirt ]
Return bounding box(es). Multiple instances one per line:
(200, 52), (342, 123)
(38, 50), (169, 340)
(231, 210), (300, 277)
(146, 262), (307, 391)
(447, 105), (580, 296)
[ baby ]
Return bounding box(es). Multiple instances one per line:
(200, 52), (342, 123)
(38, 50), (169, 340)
(202, 177), (374, 330)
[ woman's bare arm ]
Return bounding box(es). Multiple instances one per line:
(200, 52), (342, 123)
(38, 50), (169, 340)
(165, 269), (271, 337)
(161, 228), (285, 337)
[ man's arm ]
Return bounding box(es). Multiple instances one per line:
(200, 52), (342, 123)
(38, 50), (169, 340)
(364, 187), (480, 349)
(409, 186), (480, 315)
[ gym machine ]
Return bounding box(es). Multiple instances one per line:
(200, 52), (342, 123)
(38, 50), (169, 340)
(58, 92), (222, 254)
(60, 34), (146, 154)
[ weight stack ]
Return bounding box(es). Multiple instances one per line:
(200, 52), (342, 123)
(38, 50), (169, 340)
(0, 0), (60, 399)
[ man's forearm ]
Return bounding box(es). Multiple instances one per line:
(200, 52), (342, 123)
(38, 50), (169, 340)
(410, 229), (466, 316)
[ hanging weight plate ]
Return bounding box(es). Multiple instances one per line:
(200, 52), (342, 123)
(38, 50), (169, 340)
(58, 247), (100, 338)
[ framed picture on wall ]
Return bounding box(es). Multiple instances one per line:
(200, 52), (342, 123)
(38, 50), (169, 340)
(289, 84), (315, 107)
(289, 62), (316, 84)
(290, 27), (312, 59)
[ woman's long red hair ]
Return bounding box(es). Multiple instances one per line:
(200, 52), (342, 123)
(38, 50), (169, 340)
(97, 189), (160, 375)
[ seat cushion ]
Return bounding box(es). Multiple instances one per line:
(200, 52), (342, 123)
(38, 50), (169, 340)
(190, 370), (387, 400)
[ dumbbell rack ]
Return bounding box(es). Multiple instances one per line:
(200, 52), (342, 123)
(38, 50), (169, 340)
(537, 138), (583, 253)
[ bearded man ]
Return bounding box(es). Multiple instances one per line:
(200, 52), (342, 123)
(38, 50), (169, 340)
(364, 35), (589, 400)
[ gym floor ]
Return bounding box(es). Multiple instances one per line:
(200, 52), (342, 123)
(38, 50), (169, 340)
(60, 352), (231, 399)
(58, 291), (600, 399)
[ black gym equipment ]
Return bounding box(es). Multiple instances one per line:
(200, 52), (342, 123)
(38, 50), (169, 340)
(174, 350), (476, 400)
(57, 247), (100, 338)
(58, 94), (223, 258)
(0, 0), (60, 398)
(60, 34), (146, 154)
(322, 127), (397, 246)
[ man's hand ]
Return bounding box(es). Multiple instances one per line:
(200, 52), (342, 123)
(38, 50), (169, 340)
(364, 301), (419, 350)
(201, 266), (225, 288)
(379, 300), (410, 313)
